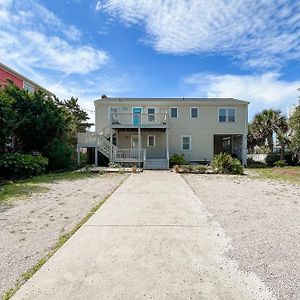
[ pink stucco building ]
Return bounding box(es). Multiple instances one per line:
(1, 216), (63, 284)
(0, 62), (53, 95)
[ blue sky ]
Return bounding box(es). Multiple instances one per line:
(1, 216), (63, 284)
(1, 0), (300, 121)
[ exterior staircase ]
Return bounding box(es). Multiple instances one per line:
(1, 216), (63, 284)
(144, 159), (169, 170)
(77, 131), (169, 169)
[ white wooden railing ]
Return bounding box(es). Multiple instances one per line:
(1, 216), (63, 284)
(77, 132), (145, 162)
(99, 125), (111, 137)
(115, 148), (146, 162)
(77, 132), (97, 146)
(110, 113), (168, 126)
(96, 133), (118, 158)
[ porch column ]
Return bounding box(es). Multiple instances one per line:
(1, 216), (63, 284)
(138, 127), (141, 166)
(166, 128), (169, 167)
(109, 126), (113, 162)
(242, 134), (247, 166)
(77, 146), (81, 167)
(95, 147), (98, 167)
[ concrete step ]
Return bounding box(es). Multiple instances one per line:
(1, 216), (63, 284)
(144, 159), (169, 170)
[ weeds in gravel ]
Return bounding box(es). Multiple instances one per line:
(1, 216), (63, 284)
(1, 176), (126, 300)
(249, 167), (300, 184)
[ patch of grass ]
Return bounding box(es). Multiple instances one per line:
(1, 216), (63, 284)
(249, 167), (300, 184)
(1, 176), (127, 300)
(0, 171), (100, 203)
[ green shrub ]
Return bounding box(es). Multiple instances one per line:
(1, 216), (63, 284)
(169, 154), (187, 166)
(108, 162), (121, 168)
(284, 151), (299, 166)
(0, 153), (48, 178)
(265, 152), (280, 166)
(180, 164), (193, 173)
(176, 164), (207, 174)
(212, 153), (243, 175)
(193, 165), (207, 174)
(247, 158), (268, 168)
(274, 160), (286, 167)
(44, 138), (75, 171)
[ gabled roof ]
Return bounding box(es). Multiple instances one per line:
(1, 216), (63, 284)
(0, 62), (54, 96)
(95, 97), (249, 105)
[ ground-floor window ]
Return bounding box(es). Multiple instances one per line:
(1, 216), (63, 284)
(181, 135), (191, 150)
(147, 135), (156, 147)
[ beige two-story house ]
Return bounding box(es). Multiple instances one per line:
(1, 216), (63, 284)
(77, 97), (248, 169)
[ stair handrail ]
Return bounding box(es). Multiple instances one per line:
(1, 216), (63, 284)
(99, 125), (111, 137)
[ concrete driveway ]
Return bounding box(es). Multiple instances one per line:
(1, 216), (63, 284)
(13, 171), (274, 299)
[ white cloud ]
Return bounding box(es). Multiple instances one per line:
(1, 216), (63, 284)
(100, 0), (300, 69)
(183, 72), (300, 116)
(0, 0), (109, 75)
(95, 1), (103, 11)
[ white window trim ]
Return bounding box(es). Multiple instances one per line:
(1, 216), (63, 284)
(218, 107), (236, 123)
(227, 108), (236, 123)
(170, 107), (178, 118)
(181, 135), (191, 151)
(147, 135), (156, 147)
(190, 107), (199, 119)
(147, 107), (156, 123)
(147, 107), (156, 114)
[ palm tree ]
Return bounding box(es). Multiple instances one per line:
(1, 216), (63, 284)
(275, 115), (289, 160)
(251, 109), (284, 152)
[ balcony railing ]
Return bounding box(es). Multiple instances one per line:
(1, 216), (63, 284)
(110, 113), (168, 127)
(115, 148), (146, 162)
(77, 132), (97, 146)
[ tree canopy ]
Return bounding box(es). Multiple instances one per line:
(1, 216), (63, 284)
(248, 109), (289, 156)
(0, 83), (91, 170)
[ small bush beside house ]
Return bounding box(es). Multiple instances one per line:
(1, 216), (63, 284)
(0, 153), (48, 178)
(211, 153), (244, 175)
(265, 152), (281, 166)
(174, 153), (243, 175)
(169, 154), (188, 167)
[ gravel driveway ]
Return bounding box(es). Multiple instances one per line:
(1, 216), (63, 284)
(0, 173), (128, 298)
(183, 174), (300, 299)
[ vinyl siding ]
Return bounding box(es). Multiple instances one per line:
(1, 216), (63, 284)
(95, 99), (248, 161)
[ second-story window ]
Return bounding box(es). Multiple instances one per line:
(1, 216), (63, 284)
(218, 108), (227, 122)
(170, 107), (178, 118)
(109, 107), (119, 124)
(190, 107), (198, 119)
(228, 108), (236, 122)
(218, 108), (236, 123)
(24, 82), (34, 93)
(147, 108), (156, 122)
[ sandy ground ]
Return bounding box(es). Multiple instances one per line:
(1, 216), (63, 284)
(183, 174), (300, 300)
(12, 171), (274, 300)
(0, 173), (128, 297)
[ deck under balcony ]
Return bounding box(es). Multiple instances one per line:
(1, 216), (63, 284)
(110, 113), (168, 129)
